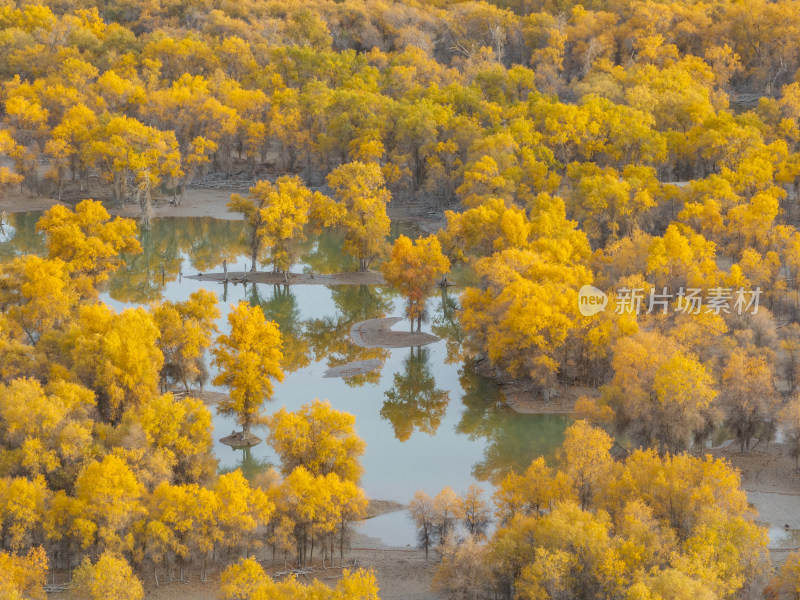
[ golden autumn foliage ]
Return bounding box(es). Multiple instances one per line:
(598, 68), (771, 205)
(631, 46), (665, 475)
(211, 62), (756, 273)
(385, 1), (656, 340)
(0, 256), (77, 344)
(60, 303), (163, 423)
(0, 547), (47, 600)
(2, 0), (800, 597)
(229, 176), (324, 278)
(36, 200), (140, 294)
(323, 162), (392, 271)
(220, 557), (379, 600)
(212, 302), (283, 434)
(152, 289), (219, 392)
(70, 552), (143, 600)
(429, 421), (767, 600)
(129, 392), (216, 485)
(0, 210), (378, 595)
(380, 234), (449, 329)
(266, 399), (366, 482)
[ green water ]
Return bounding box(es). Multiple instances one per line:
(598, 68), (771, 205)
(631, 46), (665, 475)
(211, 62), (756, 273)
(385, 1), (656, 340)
(0, 211), (571, 508)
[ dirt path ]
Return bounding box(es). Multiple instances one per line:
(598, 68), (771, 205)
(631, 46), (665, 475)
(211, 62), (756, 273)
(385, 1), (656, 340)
(122, 189), (243, 220)
(350, 318), (440, 349)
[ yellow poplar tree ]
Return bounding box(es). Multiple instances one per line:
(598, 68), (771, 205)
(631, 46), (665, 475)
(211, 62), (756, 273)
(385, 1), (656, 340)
(61, 304), (163, 423)
(265, 399), (366, 482)
(230, 176), (323, 279)
(324, 161), (391, 271)
(0, 547), (47, 600)
(152, 288), (220, 392)
(212, 303), (283, 436)
(558, 420), (613, 509)
(380, 235), (450, 331)
(36, 200), (141, 296)
(0, 256), (77, 344)
(70, 552), (143, 600)
(215, 470), (274, 556)
(72, 455), (145, 553)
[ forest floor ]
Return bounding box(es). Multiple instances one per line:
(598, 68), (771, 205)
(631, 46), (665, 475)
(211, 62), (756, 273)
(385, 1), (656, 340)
(501, 384), (588, 415)
(136, 507), (437, 600)
(129, 545), (438, 600)
(48, 500), (436, 600)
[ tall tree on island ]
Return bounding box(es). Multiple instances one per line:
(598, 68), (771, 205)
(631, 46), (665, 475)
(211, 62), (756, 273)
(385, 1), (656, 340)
(228, 176), (323, 277)
(319, 161), (392, 272)
(381, 234), (450, 331)
(211, 302), (283, 438)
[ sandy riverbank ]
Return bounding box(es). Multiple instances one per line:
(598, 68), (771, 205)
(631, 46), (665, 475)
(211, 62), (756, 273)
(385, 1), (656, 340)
(0, 186), (447, 234)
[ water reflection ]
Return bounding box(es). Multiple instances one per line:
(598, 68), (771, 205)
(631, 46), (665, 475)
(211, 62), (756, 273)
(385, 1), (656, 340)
(248, 284), (311, 373)
(109, 226), (182, 303)
(457, 365), (571, 484)
(431, 287), (464, 365)
(0, 211), (45, 259)
(381, 346), (450, 441)
(1, 211), (575, 502)
(219, 446), (274, 481)
(108, 217), (249, 303)
(305, 285), (394, 387)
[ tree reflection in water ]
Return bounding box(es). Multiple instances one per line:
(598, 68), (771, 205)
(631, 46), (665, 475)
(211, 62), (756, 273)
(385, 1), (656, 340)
(431, 286), (464, 365)
(381, 345), (450, 441)
(219, 446), (273, 481)
(306, 284), (392, 387)
(457, 364), (571, 484)
(107, 217), (247, 303)
(0, 211), (45, 260)
(247, 283), (311, 373)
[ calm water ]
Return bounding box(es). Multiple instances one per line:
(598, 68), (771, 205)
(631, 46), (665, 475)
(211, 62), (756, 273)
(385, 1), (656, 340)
(0, 212), (571, 510)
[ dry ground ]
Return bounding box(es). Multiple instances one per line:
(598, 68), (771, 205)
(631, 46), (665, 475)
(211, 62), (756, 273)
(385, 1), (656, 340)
(0, 185), (445, 230)
(127, 546), (438, 600)
(708, 441), (800, 562)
